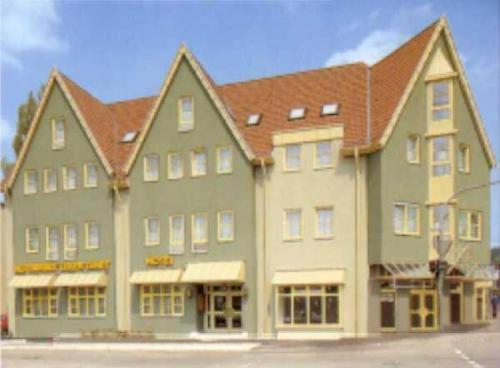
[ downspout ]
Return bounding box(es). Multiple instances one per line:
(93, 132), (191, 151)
(259, 157), (268, 337)
(354, 147), (361, 337)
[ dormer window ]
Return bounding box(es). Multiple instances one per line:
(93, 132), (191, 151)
(321, 103), (339, 116)
(122, 131), (138, 143)
(52, 118), (65, 149)
(288, 107), (306, 120)
(247, 114), (261, 126)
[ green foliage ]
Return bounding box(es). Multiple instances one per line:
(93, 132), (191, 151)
(0, 156), (13, 180)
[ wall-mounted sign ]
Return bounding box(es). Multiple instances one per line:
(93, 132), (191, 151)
(15, 260), (111, 274)
(146, 255), (173, 266)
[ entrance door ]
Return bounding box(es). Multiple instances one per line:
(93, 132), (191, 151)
(204, 285), (243, 331)
(450, 293), (461, 324)
(410, 290), (437, 331)
(380, 291), (396, 330)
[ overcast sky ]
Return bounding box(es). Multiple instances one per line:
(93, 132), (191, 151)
(1, 0), (499, 244)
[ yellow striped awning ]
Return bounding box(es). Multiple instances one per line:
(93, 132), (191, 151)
(53, 271), (107, 287)
(181, 261), (245, 283)
(9, 274), (56, 288)
(272, 269), (345, 285)
(129, 269), (182, 284)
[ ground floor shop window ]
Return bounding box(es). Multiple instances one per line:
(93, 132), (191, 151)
(380, 290), (396, 330)
(140, 284), (184, 317)
(68, 287), (106, 317)
(276, 285), (340, 327)
(22, 288), (58, 318)
(475, 287), (488, 322)
(204, 285), (243, 331)
(409, 289), (437, 330)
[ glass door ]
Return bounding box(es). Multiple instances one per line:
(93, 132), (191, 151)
(410, 289), (437, 331)
(204, 285), (243, 331)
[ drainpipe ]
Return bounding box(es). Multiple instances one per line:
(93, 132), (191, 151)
(259, 157), (268, 337)
(354, 147), (361, 337)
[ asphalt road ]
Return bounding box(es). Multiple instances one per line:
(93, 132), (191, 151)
(2, 322), (499, 367)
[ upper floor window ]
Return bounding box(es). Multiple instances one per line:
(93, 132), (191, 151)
(406, 135), (420, 164)
(178, 96), (194, 131)
(284, 209), (302, 241)
(63, 166), (77, 191)
(52, 118), (65, 149)
(145, 217), (160, 246)
(217, 146), (233, 174)
(24, 170), (38, 195)
(458, 144), (470, 173)
(314, 141), (334, 169)
(192, 213), (208, 253)
(315, 207), (334, 239)
(46, 225), (59, 261)
(431, 204), (450, 235)
(284, 144), (301, 172)
(431, 136), (451, 177)
(191, 149), (207, 177)
(217, 210), (234, 242)
(63, 224), (78, 260)
(169, 215), (185, 254)
(431, 80), (451, 121)
(459, 210), (481, 241)
(84, 163), (98, 188)
(143, 154), (159, 182)
(85, 222), (100, 250)
(25, 226), (40, 253)
(393, 202), (419, 235)
(167, 152), (183, 180)
(43, 168), (57, 193)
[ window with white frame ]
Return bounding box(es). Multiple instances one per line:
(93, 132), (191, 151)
(191, 149), (207, 177)
(432, 136), (451, 176)
(43, 168), (57, 193)
(431, 80), (451, 121)
(169, 215), (185, 254)
(85, 222), (100, 249)
(84, 163), (98, 188)
(143, 154), (159, 182)
(393, 202), (420, 235)
(167, 152), (183, 179)
(68, 287), (106, 317)
(192, 213), (208, 252)
(218, 211), (234, 242)
(276, 285), (340, 327)
(63, 166), (77, 190)
(25, 226), (40, 253)
(284, 209), (302, 240)
(314, 141), (334, 169)
(178, 96), (194, 131)
(46, 225), (59, 261)
(284, 144), (301, 171)
(24, 170), (38, 194)
(145, 217), (160, 246)
(315, 207), (334, 239)
(458, 144), (470, 173)
(52, 118), (65, 149)
(22, 288), (58, 318)
(406, 135), (420, 164)
(459, 210), (481, 241)
(63, 224), (78, 260)
(140, 284), (184, 316)
(217, 146), (233, 174)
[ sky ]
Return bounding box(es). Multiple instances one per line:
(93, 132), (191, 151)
(0, 0), (499, 244)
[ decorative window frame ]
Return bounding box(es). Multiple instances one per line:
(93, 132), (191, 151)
(51, 117), (66, 150)
(45, 225), (60, 261)
(63, 223), (78, 260)
(43, 168), (58, 193)
(84, 221), (100, 250)
(25, 226), (40, 254)
(23, 170), (38, 195)
(191, 212), (209, 253)
(62, 166), (77, 191)
(167, 152), (184, 180)
(190, 148), (207, 177)
(143, 154), (160, 182)
(429, 79), (453, 123)
(431, 136), (452, 177)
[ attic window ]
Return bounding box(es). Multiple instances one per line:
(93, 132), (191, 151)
(247, 114), (261, 126)
(321, 103), (340, 116)
(122, 131), (138, 143)
(289, 107), (306, 120)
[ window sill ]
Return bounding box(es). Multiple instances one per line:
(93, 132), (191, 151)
(190, 174), (207, 178)
(458, 237), (481, 243)
(216, 171), (233, 175)
(139, 314), (184, 318)
(314, 236), (335, 241)
(67, 316), (107, 320)
(407, 161), (420, 165)
(143, 179), (159, 183)
(167, 176), (183, 180)
(145, 243), (160, 247)
(23, 192), (37, 196)
(394, 232), (421, 237)
(283, 237), (303, 243)
(83, 185), (98, 189)
(275, 324), (342, 330)
(283, 168), (301, 173)
(458, 170), (471, 175)
(313, 165), (335, 171)
(218, 239), (234, 244)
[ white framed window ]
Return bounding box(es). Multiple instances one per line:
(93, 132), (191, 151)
(393, 202), (420, 235)
(458, 144), (470, 173)
(143, 154), (160, 182)
(52, 117), (65, 149)
(167, 152), (183, 180)
(431, 80), (451, 121)
(63, 224), (78, 260)
(458, 210), (482, 241)
(406, 135), (420, 164)
(68, 287), (106, 318)
(25, 226), (40, 253)
(43, 168), (57, 193)
(145, 217), (160, 246)
(22, 288), (59, 318)
(46, 225), (59, 261)
(192, 213), (208, 253)
(83, 163), (98, 188)
(284, 209), (302, 241)
(24, 170), (38, 194)
(247, 113), (261, 126)
(321, 103), (339, 116)
(178, 96), (194, 131)
(217, 210), (234, 242)
(85, 222), (100, 249)
(431, 136), (451, 177)
(430, 204), (450, 243)
(314, 141), (334, 169)
(62, 166), (77, 191)
(216, 146), (233, 174)
(190, 149), (207, 177)
(284, 144), (301, 172)
(315, 207), (334, 239)
(288, 107), (306, 120)
(140, 285), (184, 317)
(169, 215), (185, 254)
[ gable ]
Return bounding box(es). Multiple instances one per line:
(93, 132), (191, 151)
(426, 46), (455, 77)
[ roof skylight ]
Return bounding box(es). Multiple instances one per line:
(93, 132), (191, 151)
(247, 113), (261, 126)
(289, 107), (306, 120)
(121, 131), (138, 143)
(321, 103), (340, 116)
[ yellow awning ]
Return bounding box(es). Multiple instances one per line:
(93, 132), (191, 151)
(272, 269), (345, 285)
(9, 274), (56, 288)
(129, 269), (182, 284)
(53, 271), (107, 287)
(181, 261), (245, 283)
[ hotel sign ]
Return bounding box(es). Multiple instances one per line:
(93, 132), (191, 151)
(15, 260), (111, 274)
(146, 255), (173, 266)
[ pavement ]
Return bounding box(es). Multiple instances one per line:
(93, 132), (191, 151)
(1, 319), (499, 367)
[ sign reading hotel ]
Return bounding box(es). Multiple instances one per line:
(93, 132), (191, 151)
(146, 255), (173, 266)
(15, 260), (111, 274)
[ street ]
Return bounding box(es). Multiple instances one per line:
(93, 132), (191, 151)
(2, 321), (499, 368)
